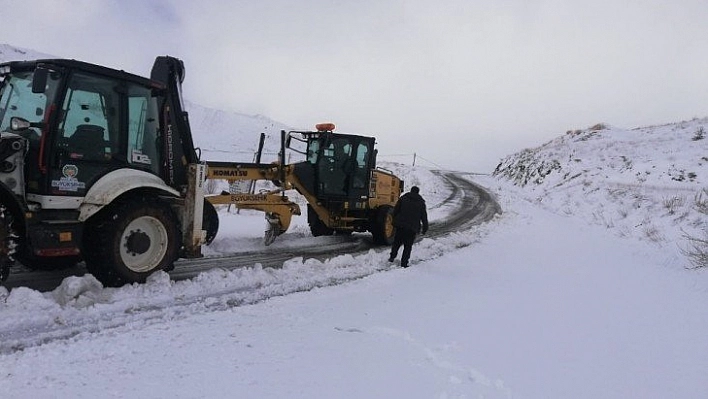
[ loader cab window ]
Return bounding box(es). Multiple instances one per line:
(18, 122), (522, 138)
(127, 84), (159, 174)
(58, 72), (119, 162)
(0, 69), (61, 136)
(1, 68), (62, 193)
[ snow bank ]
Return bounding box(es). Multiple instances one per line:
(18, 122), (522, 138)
(493, 120), (708, 258)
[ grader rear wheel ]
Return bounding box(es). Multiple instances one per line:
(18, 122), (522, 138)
(203, 199), (219, 245)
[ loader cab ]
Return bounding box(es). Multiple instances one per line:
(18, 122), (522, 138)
(0, 59), (175, 200)
(288, 127), (376, 202)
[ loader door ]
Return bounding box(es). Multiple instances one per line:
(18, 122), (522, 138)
(48, 72), (119, 195)
(48, 72), (160, 196)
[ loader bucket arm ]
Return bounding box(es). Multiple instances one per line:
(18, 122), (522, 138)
(150, 56), (199, 188)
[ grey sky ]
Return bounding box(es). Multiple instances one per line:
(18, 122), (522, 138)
(3, 0), (707, 171)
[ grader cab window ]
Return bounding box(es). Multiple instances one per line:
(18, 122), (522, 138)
(307, 139), (320, 164)
(318, 137), (355, 196)
(353, 142), (370, 189)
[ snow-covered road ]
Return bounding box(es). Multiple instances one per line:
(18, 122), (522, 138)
(2, 174), (707, 399)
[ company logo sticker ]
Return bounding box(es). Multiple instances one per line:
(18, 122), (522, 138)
(51, 164), (86, 192)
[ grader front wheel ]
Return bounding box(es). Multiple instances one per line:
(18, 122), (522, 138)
(203, 199), (219, 245)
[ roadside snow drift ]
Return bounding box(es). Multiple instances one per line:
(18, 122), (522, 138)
(494, 120), (708, 256)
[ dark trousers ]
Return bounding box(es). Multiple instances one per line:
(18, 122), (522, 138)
(390, 227), (417, 267)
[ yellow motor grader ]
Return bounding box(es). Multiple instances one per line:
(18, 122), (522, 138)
(204, 122), (402, 246)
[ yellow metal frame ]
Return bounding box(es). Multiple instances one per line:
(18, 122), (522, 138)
(206, 190), (301, 232)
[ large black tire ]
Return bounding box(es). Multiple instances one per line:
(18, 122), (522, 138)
(203, 199), (219, 245)
(0, 205), (16, 282)
(370, 205), (395, 245)
(83, 197), (180, 287)
(308, 204), (334, 237)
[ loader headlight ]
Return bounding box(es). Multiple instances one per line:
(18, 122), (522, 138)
(0, 65), (10, 75)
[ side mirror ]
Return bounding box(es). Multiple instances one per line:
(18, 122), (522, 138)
(32, 67), (49, 94)
(10, 117), (31, 131)
(10, 116), (43, 131)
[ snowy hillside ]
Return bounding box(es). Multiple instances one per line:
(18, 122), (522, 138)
(185, 100), (291, 162)
(493, 120), (708, 263)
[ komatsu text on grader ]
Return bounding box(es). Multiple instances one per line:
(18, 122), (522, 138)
(0, 56), (402, 286)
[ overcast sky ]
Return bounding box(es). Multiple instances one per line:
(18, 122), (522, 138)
(3, 0), (708, 171)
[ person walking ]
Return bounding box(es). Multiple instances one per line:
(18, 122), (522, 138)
(389, 185), (428, 268)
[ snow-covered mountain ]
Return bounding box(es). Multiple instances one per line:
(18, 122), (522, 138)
(0, 43), (54, 61)
(493, 120), (708, 260)
(185, 100), (290, 163)
(0, 43), (291, 161)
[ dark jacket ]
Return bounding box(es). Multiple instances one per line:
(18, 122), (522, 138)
(392, 191), (429, 234)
